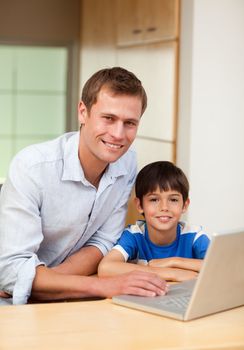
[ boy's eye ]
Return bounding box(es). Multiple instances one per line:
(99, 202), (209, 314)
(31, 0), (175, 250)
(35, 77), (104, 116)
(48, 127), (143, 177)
(149, 198), (158, 202)
(170, 198), (179, 202)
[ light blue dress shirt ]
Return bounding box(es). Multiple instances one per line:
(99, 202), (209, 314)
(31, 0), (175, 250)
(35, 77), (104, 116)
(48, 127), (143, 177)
(0, 132), (136, 304)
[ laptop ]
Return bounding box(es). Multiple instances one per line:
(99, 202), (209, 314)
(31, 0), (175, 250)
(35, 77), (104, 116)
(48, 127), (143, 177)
(112, 229), (244, 321)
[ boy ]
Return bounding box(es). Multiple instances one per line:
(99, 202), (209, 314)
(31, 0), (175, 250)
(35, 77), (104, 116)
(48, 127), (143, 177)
(98, 161), (211, 281)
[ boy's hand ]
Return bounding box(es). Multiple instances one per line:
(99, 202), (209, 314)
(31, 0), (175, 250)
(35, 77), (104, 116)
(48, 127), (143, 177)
(147, 264), (199, 282)
(149, 257), (203, 272)
(164, 268), (198, 282)
(148, 258), (202, 281)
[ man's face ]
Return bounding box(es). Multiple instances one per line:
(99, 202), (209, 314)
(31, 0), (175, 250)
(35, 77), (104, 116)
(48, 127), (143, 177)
(78, 87), (142, 167)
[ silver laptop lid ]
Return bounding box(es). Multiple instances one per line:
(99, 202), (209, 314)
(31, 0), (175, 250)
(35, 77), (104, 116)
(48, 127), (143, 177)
(185, 229), (244, 320)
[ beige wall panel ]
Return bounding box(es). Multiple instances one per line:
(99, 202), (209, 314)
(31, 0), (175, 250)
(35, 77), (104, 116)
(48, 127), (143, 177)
(133, 137), (174, 171)
(117, 42), (177, 142)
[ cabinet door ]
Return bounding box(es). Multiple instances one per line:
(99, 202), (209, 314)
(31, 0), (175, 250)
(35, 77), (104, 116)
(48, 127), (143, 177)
(116, 0), (144, 46)
(144, 0), (179, 42)
(116, 0), (179, 46)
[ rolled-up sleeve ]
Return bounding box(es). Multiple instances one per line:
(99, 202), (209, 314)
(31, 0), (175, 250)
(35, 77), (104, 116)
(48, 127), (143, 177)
(0, 155), (45, 304)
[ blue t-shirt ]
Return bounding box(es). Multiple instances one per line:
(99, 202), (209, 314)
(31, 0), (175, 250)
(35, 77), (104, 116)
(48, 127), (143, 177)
(113, 221), (210, 264)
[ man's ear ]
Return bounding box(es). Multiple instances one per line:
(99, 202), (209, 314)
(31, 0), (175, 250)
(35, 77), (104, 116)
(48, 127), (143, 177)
(78, 101), (88, 125)
(182, 198), (190, 213)
(134, 197), (144, 215)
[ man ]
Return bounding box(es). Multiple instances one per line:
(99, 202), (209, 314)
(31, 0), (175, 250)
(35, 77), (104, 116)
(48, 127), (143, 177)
(0, 67), (167, 304)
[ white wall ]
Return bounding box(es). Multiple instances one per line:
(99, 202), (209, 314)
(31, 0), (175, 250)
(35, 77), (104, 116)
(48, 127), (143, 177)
(177, 0), (244, 232)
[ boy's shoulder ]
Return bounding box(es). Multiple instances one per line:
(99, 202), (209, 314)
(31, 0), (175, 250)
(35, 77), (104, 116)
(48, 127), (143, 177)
(179, 221), (211, 240)
(125, 220), (147, 236)
(179, 221), (204, 234)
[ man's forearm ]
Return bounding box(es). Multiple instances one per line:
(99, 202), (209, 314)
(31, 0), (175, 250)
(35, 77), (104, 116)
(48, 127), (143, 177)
(31, 265), (169, 301)
(31, 246), (104, 301)
(52, 246), (103, 276)
(31, 265), (102, 301)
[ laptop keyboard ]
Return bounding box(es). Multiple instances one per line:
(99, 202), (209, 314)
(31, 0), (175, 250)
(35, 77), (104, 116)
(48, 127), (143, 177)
(159, 294), (191, 309)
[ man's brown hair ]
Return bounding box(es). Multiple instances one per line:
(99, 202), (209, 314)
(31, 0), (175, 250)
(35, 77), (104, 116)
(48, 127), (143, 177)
(81, 67), (147, 115)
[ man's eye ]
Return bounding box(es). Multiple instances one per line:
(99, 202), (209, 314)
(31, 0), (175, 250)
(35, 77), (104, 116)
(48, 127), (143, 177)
(126, 121), (137, 127)
(104, 116), (113, 121)
(170, 198), (179, 202)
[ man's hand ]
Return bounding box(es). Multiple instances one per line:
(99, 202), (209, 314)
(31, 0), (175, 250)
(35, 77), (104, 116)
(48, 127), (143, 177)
(30, 266), (168, 302)
(0, 291), (11, 298)
(94, 270), (169, 298)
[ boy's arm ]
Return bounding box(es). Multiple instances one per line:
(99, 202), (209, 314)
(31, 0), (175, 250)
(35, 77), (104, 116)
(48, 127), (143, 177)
(98, 249), (198, 282)
(148, 257), (203, 272)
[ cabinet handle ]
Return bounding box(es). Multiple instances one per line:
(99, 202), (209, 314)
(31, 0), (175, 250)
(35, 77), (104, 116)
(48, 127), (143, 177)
(132, 29), (142, 34)
(147, 27), (157, 32)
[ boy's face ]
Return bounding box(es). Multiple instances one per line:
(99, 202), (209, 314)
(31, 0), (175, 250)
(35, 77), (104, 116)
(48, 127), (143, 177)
(135, 187), (190, 245)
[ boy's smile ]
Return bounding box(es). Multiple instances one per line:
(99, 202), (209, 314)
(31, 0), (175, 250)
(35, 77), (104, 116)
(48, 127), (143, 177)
(135, 187), (190, 246)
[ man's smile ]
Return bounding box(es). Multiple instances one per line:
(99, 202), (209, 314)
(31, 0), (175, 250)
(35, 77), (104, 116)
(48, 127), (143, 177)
(102, 140), (124, 149)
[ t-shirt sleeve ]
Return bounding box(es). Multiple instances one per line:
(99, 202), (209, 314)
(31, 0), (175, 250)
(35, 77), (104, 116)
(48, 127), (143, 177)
(112, 229), (138, 261)
(193, 234), (211, 259)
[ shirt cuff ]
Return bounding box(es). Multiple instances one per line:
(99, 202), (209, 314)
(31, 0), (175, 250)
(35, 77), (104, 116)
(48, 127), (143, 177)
(12, 255), (44, 305)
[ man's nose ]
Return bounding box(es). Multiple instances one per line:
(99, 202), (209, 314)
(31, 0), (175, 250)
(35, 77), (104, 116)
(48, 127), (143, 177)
(110, 122), (125, 139)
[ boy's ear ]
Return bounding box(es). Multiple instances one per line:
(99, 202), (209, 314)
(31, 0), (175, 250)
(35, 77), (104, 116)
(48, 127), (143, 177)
(182, 198), (190, 213)
(78, 101), (88, 125)
(134, 197), (144, 215)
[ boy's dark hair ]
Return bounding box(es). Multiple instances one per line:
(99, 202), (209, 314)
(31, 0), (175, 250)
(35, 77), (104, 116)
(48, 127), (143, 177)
(81, 67), (147, 115)
(135, 161), (189, 204)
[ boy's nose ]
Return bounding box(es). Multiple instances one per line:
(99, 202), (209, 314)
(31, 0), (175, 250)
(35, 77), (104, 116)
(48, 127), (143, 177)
(160, 200), (168, 211)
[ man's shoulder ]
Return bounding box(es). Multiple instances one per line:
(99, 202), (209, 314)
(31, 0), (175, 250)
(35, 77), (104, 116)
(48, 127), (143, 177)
(12, 132), (77, 170)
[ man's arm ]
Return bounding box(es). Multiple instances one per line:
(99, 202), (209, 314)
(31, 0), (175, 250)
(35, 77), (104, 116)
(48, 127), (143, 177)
(1, 246), (168, 301)
(52, 246), (103, 276)
(30, 265), (168, 301)
(98, 250), (198, 282)
(31, 247), (168, 300)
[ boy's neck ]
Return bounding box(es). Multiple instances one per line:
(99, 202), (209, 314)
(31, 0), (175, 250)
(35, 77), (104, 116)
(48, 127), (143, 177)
(146, 223), (178, 246)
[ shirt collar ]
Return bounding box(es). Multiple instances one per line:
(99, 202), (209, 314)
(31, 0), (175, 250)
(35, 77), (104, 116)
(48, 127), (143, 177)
(62, 132), (85, 182)
(104, 155), (128, 180)
(62, 132), (128, 183)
